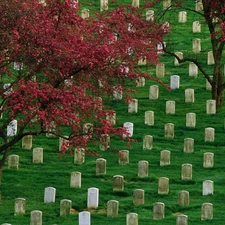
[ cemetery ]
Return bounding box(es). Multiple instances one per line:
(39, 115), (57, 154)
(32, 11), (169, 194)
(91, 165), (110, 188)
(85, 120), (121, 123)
(1, 0), (225, 224)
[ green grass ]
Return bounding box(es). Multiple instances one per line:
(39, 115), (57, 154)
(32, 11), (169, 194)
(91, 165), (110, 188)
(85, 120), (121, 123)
(1, 0), (225, 224)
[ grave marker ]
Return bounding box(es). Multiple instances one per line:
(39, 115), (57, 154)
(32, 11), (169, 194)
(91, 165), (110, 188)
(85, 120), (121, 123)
(204, 127), (215, 142)
(113, 175), (124, 191)
(186, 113), (196, 128)
(14, 198), (26, 215)
(79, 211), (91, 225)
(8, 155), (19, 169)
(119, 150), (129, 165)
(30, 210), (42, 225)
(178, 191), (189, 206)
(138, 160), (148, 178)
(96, 158), (106, 175)
(143, 135), (153, 150)
(60, 199), (72, 216)
(144, 111), (154, 126)
(44, 187), (56, 203)
(176, 214), (188, 225)
(181, 164), (192, 180)
(153, 202), (165, 220)
(170, 75), (180, 89)
(164, 123), (174, 138)
(107, 200), (119, 217)
(158, 177), (169, 194)
(185, 89), (194, 103)
(22, 135), (32, 150)
(166, 100), (175, 114)
(133, 189), (144, 206)
(160, 150), (170, 166)
(33, 148), (43, 163)
(70, 172), (81, 188)
(201, 203), (213, 220)
(87, 187), (99, 209)
(203, 152), (214, 168)
(126, 213), (138, 225)
(149, 85), (159, 100)
(203, 180), (213, 195)
(183, 138), (194, 153)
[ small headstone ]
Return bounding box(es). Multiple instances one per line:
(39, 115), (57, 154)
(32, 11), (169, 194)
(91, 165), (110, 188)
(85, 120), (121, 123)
(206, 100), (216, 114)
(14, 198), (26, 215)
(60, 199), (72, 216)
(153, 202), (165, 220)
(83, 123), (94, 139)
(195, 0), (203, 11)
(96, 158), (106, 175)
(164, 123), (174, 138)
(22, 135), (32, 150)
(192, 38), (201, 53)
(146, 10), (154, 21)
(113, 86), (123, 100)
(203, 152), (214, 168)
(204, 127), (215, 142)
(106, 110), (116, 125)
(131, 0), (139, 7)
(144, 111), (154, 126)
(81, 8), (90, 19)
(149, 85), (159, 100)
(138, 160), (148, 178)
(79, 211), (91, 225)
(206, 76), (213, 90)
(203, 180), (213, 195)
(113, 175), (124, 191)
(158, 177), (169, 194)
(44, 187), (56, 203)
(193, 21), (201, 33)
(163, 0), (171, 9)
(185, 89), (194, 103)
(107, 200), (119, 217)
(70, 172), (81, 188)
(126, 213), (138, 225)
(128, 99), (138, 113)
(100, 134), (110, 150)
(33, 147), (43, 163)
(189, 62), (198, 77)
(59, 136), (69, 152)
(176, 214), (188, 225)
(174, 52), (183, 66)
(160, 150), (170, 166)
(166, 100), (175, 114)
(8, 154), (19, 169)
(3, 83), (12, 96)
(46, 121), (56, 137)
(201, 203), (213, 220)
(7, 120), (17, 136)
(178, 191), (189, 206)
(100, 0), (108, 11)
(170, 75), (180, 89)
(143, 135), (153, 150)
(156, 63), (165, 78)
(30, 210), (42, 225)
(133, 189), (144, 206)
(123, 122), (133, 137)
(136, 77), (145, 87)
(74, 148), (85, 164)
(207, 51), (215, 65)
(181, 164), (192, 180)
(178, 11), (187, 23)
(87, 187), (99, 209)
(183, 138), (194, 153)
(138, 56), (146, 65)
(119, 150), (129, 165)
(186, 113), (196, 128)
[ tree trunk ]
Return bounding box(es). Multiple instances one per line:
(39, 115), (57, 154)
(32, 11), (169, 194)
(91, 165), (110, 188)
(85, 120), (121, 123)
(211, 59), (224, 108)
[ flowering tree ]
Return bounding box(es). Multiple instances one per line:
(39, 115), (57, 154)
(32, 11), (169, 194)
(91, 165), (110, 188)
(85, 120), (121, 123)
(0, 0), (169, 180)
(157, 0), (225, 108)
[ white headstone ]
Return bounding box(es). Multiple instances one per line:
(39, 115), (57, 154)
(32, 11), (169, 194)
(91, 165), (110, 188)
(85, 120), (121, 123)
(207, 51), (215, 65)
(164, 123), (174, 138)
(201, 203), (213, 220)
(60, 199), (72, 216)
(123, 122), (133, 137)
(143, 135), (153, 150)
(33, 147), (43, 163)
(160, 150), (170, 166)
(7, 120), (17, 136)
(100, 0), (108, 11)
(153, 202), (165, 219)
(156, 63), (165, 78)
(87, 188), (99, 209)
(203, 180), (214, 195)
(206, 100), (216, 114)
(203, 152), (214, 168)
(119, 150), (129, 165)
(166, 100), (175, 114)
(44, 187), (56, 203)
(192, 38), (201, 53)
(183, 138), (194, 153)
(126, 213), (138, 225)
(128, 99), (138, 113)
(96, 158), (106, 175)
(204, 127), (215, 142)
(107, 200), (119, 217)
(79, 211), (91, 225)
(170, 75), (180, 89)
(186, 113), (196, 128)
(181, 164), (192, 180)
(133, 189), (144, 206)
(138, 160), (148, 178)
(14, 198), (26, 215)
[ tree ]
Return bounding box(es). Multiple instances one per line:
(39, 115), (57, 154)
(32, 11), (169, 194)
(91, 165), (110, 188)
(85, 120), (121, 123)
(0, 0), (169, 182)
(155, 0), (225, 108)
